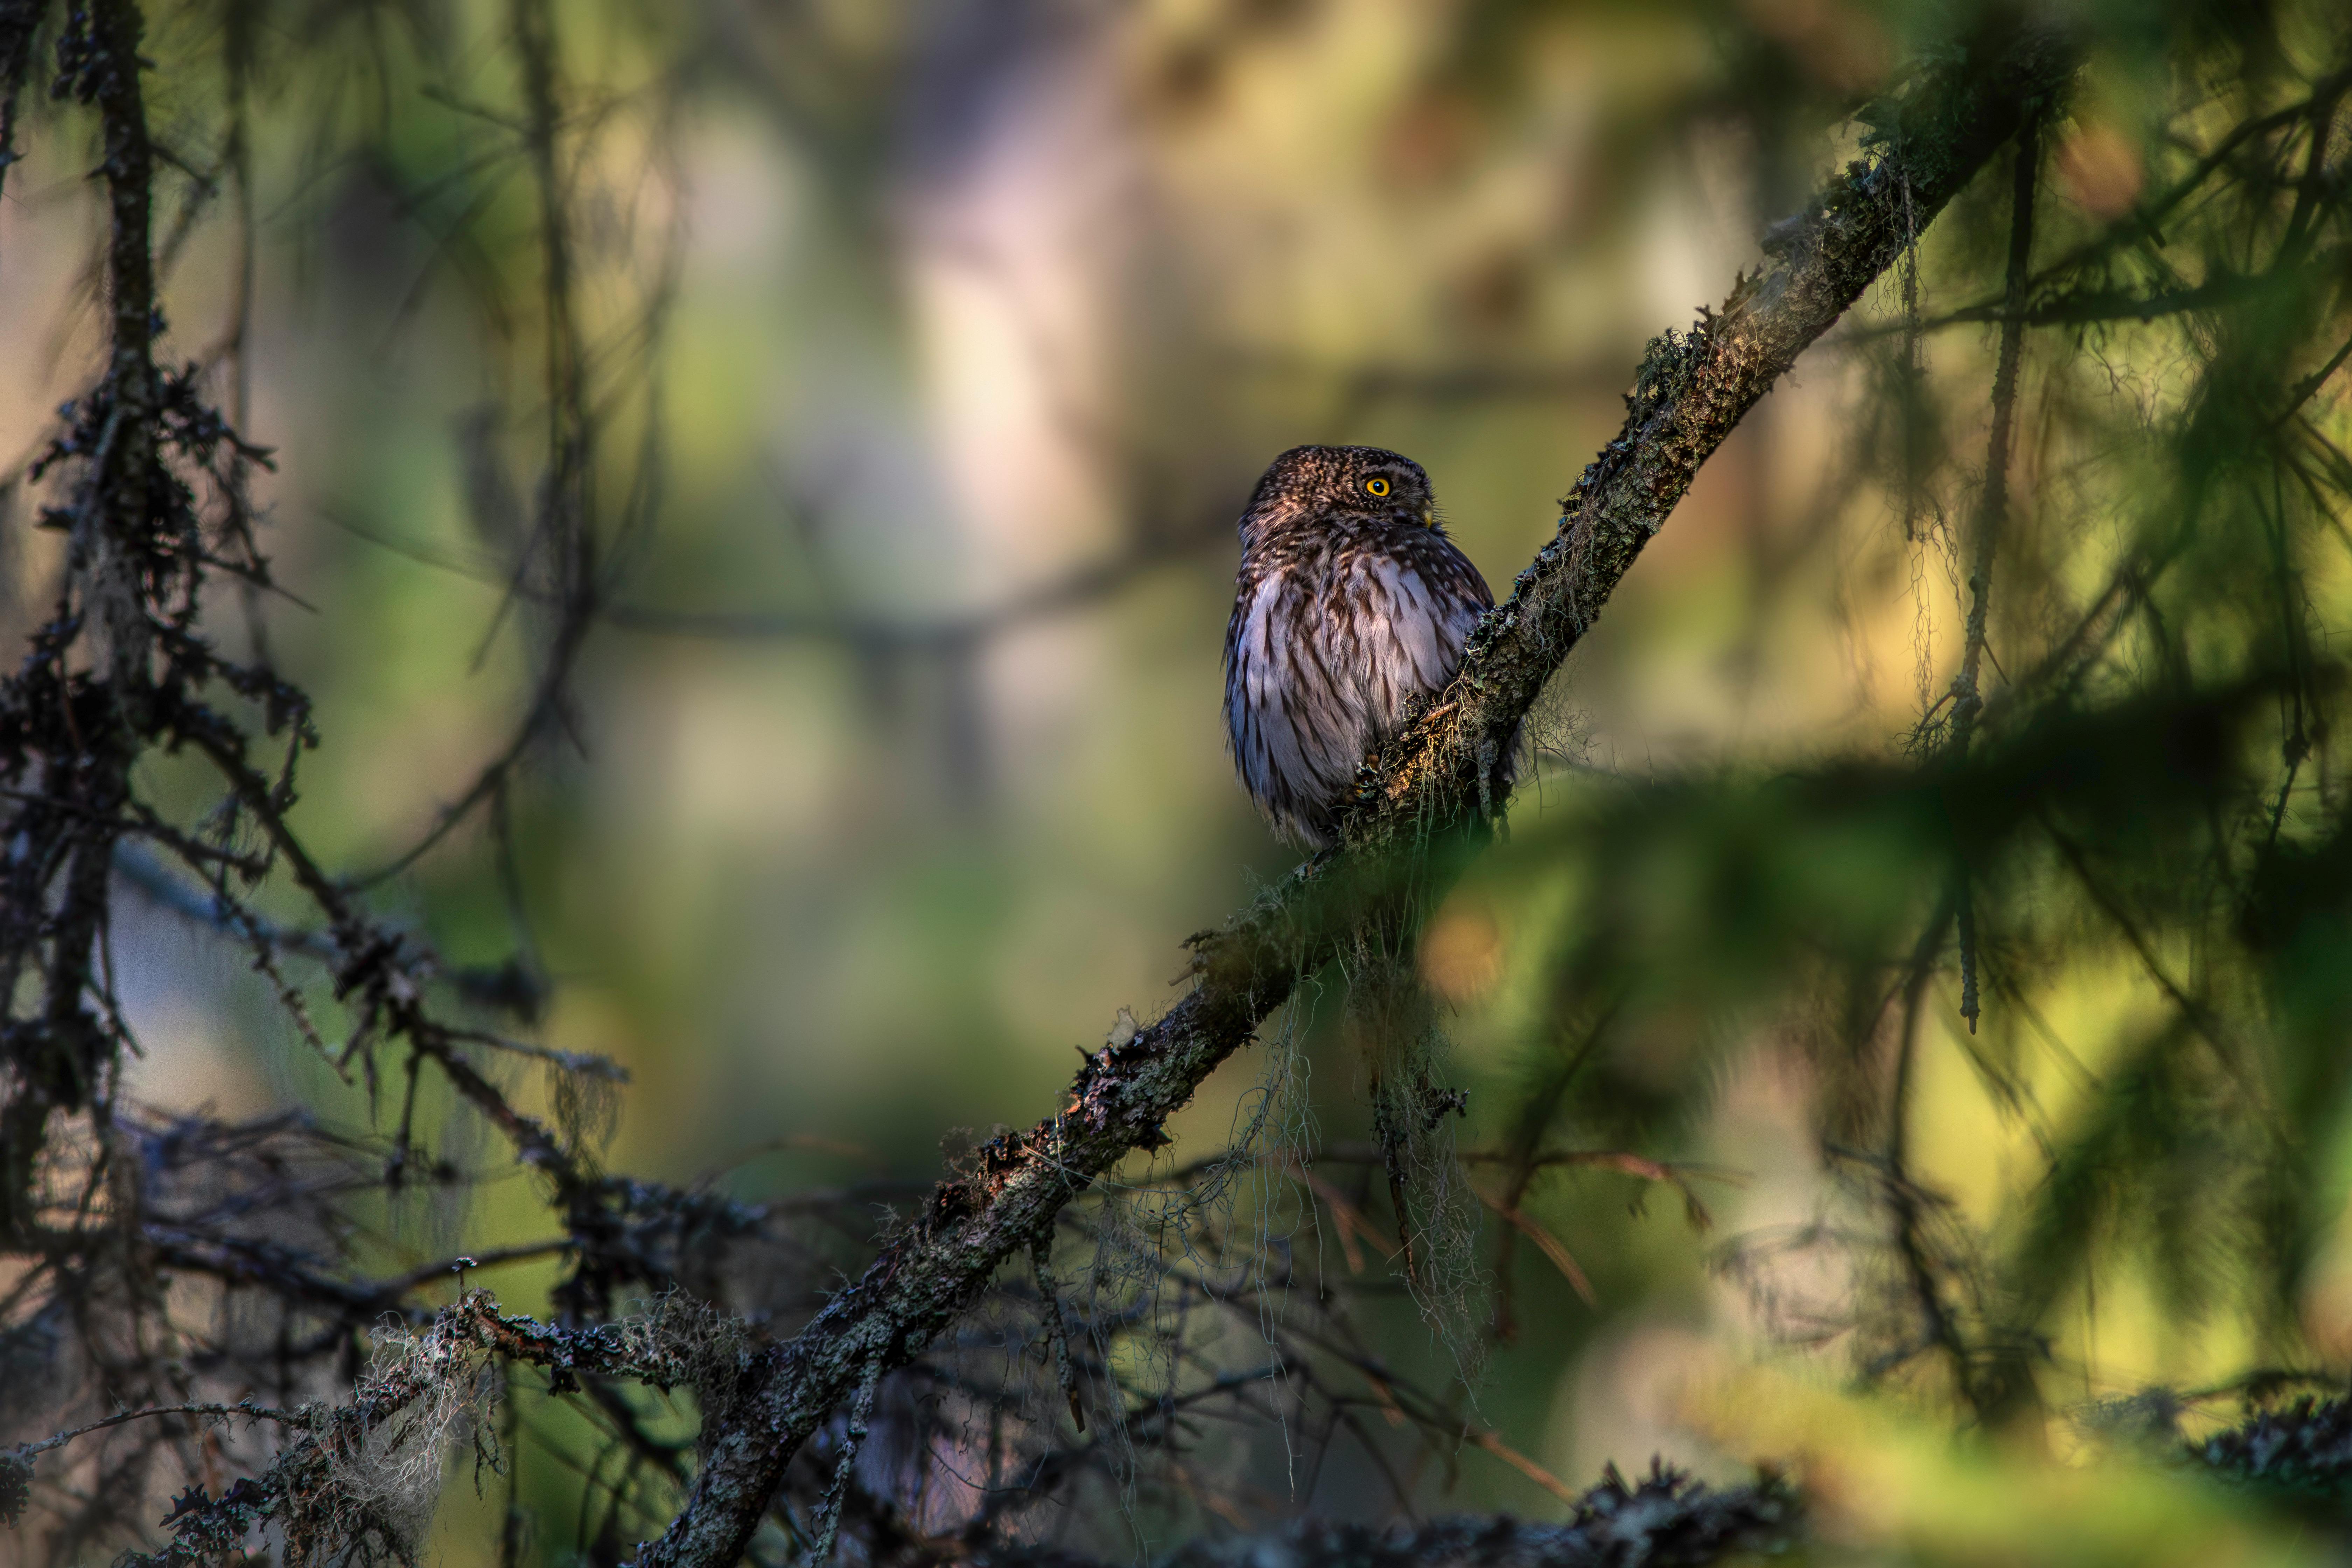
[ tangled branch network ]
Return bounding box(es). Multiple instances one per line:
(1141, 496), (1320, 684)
(0, 5), (2090, 1564)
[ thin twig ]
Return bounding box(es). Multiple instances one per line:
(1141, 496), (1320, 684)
(1945, 107), (2041, 1035)
(13, 1398), (308, 1462)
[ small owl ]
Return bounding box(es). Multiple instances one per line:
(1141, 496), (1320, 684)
(1223, 445), (1499, 848)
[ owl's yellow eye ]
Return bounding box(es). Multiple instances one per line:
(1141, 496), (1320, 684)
(1365, 477), (1391, 498)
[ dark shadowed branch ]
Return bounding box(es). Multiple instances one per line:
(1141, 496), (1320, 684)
(960, 1463), (1799, 1568)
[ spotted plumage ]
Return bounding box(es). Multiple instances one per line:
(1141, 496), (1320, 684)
(1222, 445), (1499, 847)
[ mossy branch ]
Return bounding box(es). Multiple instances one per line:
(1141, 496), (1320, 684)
(629, 22), (2084, 1568)
(62, 1292), (741, 1562)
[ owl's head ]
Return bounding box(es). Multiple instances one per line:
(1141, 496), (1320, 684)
(1238, 445), (1436, 542)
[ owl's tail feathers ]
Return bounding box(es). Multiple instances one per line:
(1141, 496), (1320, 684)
(1346, 948), (1487, 1384)
(1369, 1062), (1468, 1291)
(1476, 718), (1530, 828)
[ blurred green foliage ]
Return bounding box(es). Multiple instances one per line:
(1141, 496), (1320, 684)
(5, 0), (2352, 1561)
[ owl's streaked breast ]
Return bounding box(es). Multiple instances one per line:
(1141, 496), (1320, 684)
(1224, 515), (1494, 848)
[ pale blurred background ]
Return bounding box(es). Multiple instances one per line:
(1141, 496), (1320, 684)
(5, 0), (2347, 1561)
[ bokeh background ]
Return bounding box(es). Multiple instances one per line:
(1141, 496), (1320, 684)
(6, 0), (2352, 1562)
